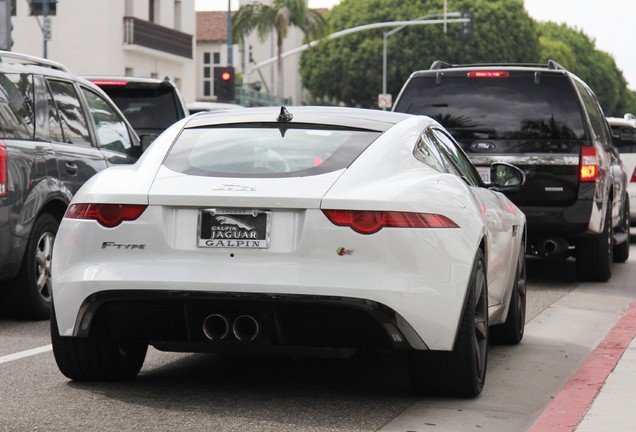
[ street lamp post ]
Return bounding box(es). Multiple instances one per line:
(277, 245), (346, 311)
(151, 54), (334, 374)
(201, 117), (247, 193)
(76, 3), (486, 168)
(381, 11), (461, 110)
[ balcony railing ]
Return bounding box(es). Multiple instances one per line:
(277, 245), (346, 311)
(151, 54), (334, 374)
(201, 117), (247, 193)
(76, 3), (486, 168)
(124, 17), (192, 59)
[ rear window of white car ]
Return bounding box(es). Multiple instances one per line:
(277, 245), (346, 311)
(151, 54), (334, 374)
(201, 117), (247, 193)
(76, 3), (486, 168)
(610, 125), (636, 153)
(163, 125), (381, 177)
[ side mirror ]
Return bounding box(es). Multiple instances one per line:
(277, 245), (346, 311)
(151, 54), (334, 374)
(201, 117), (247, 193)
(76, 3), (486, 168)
(139, 134), (158, 152)
(489, 162), (525, 192)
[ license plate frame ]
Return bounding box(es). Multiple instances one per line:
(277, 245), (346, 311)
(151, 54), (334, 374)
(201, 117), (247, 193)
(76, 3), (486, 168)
(198, 208), (271, 249)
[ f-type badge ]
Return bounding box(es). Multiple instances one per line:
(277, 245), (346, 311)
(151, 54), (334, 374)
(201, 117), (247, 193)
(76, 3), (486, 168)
(471, 141), (496, 152)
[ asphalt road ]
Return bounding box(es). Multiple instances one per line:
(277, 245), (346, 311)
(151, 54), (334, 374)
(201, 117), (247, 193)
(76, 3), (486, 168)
(0, 243), (633, 432)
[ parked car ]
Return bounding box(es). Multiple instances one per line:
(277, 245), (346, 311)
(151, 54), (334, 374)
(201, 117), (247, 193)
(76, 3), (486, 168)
(0, 51), (142, 319)
(607, 114), (636, 225)
(393, 60), (630, 282)
(85, 76), (188, 141)
(51, 106), (527, 397)
(187, 101), (245, 114)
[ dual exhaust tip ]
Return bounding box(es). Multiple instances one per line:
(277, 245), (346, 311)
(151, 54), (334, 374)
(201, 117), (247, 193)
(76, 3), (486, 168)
(202, 314), (260, 342)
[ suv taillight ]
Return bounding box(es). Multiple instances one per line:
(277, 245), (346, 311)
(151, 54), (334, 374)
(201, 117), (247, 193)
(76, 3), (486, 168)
(580, 146), (598, 182)
(0, 143), (7, 198)
(631, 167), (636, 183)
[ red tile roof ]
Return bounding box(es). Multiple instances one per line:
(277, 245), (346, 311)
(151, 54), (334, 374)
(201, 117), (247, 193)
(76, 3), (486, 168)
(197, 11), (229, 43)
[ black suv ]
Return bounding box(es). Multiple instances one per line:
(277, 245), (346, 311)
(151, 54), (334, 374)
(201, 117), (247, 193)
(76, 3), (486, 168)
(393, 60), (629, 282)
(0, 51), (142, 319)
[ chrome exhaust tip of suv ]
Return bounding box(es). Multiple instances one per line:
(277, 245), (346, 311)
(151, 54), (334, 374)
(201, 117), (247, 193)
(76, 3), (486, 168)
(232, 315), (260, 341)
(542, 238), (569, 256)
(202, 314), (230, 340)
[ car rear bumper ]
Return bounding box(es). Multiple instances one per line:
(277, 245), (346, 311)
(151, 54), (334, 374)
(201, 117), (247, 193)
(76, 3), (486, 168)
(52, 212), (481, 351)
(65, 290), (425, 356)
(520, 199), (599, 255)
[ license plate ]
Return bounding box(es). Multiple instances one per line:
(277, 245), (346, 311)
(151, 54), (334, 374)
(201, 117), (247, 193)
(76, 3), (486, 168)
(477, 166), (491, 184)
(198, 208), (271, 248)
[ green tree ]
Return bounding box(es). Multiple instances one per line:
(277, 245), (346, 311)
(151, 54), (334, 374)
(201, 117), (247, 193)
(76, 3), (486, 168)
(537, 21), (636, 116)
(300, 0), (540, 107)
(233, 0), (327, 103)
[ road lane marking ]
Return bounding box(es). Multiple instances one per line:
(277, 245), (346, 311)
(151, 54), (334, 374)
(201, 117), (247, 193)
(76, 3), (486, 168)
(528, 299), (636, 432)
(0, 345), (52, 365)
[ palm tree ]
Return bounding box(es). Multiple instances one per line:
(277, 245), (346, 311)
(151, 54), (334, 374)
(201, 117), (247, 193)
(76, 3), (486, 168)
(233, 0), (327, 104)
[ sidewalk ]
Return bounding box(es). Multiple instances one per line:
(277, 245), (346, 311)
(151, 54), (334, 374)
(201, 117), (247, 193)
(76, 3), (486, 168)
(528, 300), (636, 431)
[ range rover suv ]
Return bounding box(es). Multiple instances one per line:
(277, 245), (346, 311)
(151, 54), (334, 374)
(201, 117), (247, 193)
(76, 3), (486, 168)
(0, 51), (142, 319)
(393, 60), (629, 282)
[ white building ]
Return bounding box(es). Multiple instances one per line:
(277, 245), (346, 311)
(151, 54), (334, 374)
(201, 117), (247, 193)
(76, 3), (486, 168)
(9, 0), (196, 102)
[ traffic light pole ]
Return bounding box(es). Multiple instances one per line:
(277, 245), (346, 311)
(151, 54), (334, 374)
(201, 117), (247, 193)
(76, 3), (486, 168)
(248, 18), (470, 75)
(0, 0), (11, 51)
(382, 12), (461, 109)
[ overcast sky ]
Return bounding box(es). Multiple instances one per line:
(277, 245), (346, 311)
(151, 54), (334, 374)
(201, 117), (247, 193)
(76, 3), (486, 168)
(198, 0), (636, 94)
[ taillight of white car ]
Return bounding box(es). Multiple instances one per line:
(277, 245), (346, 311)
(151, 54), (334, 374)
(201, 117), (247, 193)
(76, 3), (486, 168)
(65, 203), (147, 228)
(322, 209), (459, 234)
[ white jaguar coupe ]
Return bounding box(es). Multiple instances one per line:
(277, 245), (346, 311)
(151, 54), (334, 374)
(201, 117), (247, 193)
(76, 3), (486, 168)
(51, 106), (527, 397)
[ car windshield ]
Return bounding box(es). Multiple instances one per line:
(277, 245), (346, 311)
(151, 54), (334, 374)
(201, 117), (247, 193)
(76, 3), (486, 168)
(395, 73), (587, 140)
(163, 125), (381, 177)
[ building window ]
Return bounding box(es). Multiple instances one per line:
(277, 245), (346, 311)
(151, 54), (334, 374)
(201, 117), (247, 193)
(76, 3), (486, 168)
(202, 51), (219, 98)
(149, 0), (160, 23)
(174, 0), (182, 31)
(125, 0), (133, 16)
(30, 0), (57, 16)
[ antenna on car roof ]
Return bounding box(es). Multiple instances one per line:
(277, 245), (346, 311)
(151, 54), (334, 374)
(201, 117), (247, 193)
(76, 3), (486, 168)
(277, 106), (293, 122)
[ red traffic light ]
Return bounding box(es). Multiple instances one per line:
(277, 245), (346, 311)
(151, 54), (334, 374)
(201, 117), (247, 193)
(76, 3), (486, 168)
(221, 71), (232, 81)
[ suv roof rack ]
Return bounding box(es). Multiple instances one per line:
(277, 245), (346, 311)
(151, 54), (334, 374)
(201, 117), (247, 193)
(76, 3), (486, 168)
(0, 50), (71, 73)
(429, 59), (566, 71)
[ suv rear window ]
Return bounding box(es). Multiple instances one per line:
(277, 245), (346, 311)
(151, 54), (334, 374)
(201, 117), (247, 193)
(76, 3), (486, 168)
(610, 124), (636, 153)
(163, 126), (381, 178)
(395, 73), (587, 141)
(99, 84), (182, 131)
(0, 73), (35, 140)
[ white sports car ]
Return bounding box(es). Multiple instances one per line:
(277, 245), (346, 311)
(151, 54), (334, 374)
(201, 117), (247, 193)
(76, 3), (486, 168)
(51, 106), (526, 397)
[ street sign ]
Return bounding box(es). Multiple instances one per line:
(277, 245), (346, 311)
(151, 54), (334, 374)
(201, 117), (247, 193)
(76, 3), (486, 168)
(378, 93), (392, 109)
(43, 16), (51, 41)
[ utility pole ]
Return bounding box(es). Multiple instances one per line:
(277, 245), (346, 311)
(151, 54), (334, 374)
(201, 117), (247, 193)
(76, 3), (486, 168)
(42, 0), (52, 58)
(227, 0), (233, 66)
(0, 0), (12, 51)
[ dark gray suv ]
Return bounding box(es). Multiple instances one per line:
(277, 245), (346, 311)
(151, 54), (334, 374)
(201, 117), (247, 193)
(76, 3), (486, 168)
(393, 60), (629, 282)
(0, 51), (142, 319)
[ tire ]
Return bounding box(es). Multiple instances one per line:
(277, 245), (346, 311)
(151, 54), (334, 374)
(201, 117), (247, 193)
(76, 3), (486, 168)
(576, 204), (613, 282)
(490, 241), (526, 345)
(51, 307), (148, 381)
(408, 250), (488, 398)
(613, 198), (630, 263)
(1, 213), (58, 319)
